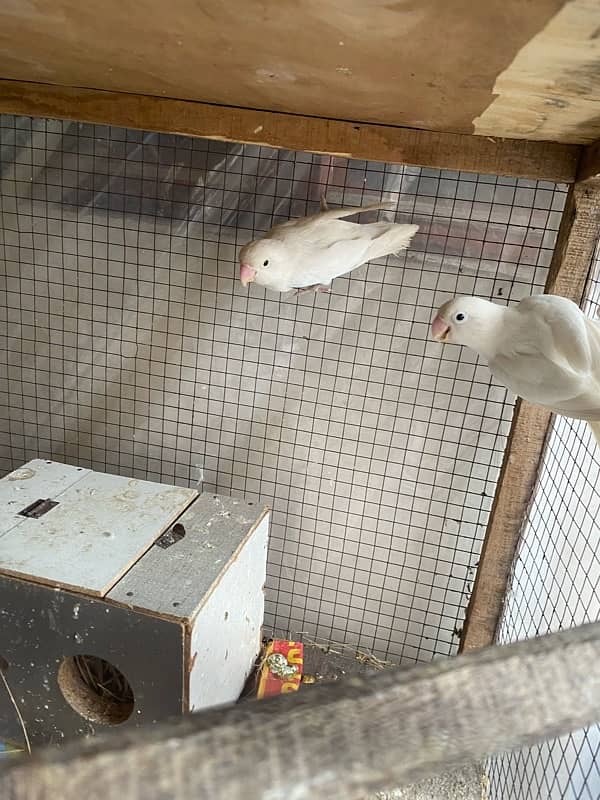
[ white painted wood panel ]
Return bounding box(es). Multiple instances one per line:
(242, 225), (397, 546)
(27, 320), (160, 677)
(188, 514), (269, 711)
(0, 460), (90, 538)
(0, 470), (197, 595)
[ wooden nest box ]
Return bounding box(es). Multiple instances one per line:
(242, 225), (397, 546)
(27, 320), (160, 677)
(0, 460), (269, 745)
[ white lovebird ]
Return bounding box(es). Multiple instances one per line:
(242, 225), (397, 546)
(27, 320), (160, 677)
(431, 294), (600, 446)
(238, 199), (419, 294)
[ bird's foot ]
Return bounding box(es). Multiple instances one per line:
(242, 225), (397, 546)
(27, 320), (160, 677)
(294, 283), (331, 296)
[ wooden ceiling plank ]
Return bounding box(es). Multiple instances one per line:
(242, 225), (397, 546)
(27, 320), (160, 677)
(0, 80), (580, 182)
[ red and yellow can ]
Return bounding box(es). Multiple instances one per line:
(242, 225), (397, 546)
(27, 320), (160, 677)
(256, 640), (304, 699)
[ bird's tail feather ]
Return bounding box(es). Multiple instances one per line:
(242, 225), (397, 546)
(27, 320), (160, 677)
(366, 224), (420, 261)
(589, 420), (600, 448)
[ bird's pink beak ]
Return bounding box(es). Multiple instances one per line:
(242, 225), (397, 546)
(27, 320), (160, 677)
(240, 263), (257, 287)
(431, 315), (450, 342)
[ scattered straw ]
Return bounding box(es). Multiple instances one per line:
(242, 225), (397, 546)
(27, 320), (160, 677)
(354, 650), (394, 670)
(73, 655), (133, 705)
(0, 667), (31, 755)
(298, 633), (395, 670)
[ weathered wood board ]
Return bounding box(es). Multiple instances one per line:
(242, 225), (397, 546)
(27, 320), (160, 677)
(0, 574), (184, 747)
(0, 465), (197, 595)
(474, 0), (600, 144)
(108, 494), (269, 621)
(186, 513), (269, 712)
(3, 620), (600, 800)
(0, 80), (580, 183)
(0, 461), (90, 537)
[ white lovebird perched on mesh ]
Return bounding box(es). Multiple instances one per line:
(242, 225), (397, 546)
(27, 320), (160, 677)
(431, 294), (600, 446)
(238, 198), (419, 294)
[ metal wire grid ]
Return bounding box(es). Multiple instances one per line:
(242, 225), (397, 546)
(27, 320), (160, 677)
(0, 114), (566, 663)
(487, 256), (600, 799)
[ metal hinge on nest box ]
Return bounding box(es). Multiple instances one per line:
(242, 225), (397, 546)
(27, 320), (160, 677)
(155, 523), (186, 549)
(18, 498), (59, 518)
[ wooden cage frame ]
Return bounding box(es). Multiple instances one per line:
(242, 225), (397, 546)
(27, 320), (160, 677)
(1, 80), (600, 797)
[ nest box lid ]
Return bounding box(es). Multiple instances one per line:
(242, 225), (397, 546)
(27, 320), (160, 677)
(107, 492), (269, 622)
(0, 460), (198, 596)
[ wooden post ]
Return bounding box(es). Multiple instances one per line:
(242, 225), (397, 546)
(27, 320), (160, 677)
(575, 141), (600, 183)
(3, 620), (600, 800)
(460, 176), (600, 653)
(0, 79), (580, 183)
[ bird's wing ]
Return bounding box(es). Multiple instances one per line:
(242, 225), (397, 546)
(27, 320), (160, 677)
(489, 297), (600, 413)
(268, 201), (395, 238)
(267, 214), (404, 288)
(517, 295), (593, 375)
(285, 235), (374, 287)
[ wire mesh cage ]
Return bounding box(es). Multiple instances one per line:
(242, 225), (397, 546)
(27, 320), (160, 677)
(487, 255), (600, 799)
(0, 114), (567, 676)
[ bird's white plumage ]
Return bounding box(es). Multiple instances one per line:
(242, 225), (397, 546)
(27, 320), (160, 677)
(431, 293), (600, 446)
(238, 200), (419, 293)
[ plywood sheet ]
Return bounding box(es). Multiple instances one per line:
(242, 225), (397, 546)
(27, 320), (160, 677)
(0, 459), (89, 538)
(474, 0), (600, 144)
(0, 470), (197, 596)
(0, 574), (184, 745)
(2, 0), (591, 142)
(109, 493), (269, 621)
(187, 513), (268, 711)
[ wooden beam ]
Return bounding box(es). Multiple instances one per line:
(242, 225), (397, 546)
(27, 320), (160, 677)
(0, 79), (580, 182)
(4, 621), (600, 800)
(461, 179), (600, 653)
(459, 400), (552, 652)
(545, 179), (600, 298)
